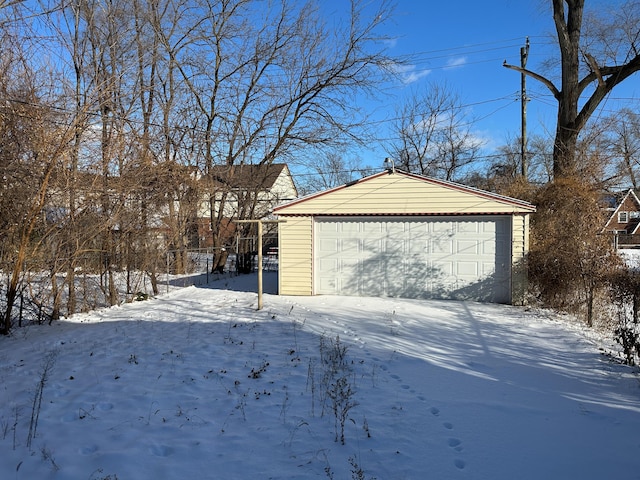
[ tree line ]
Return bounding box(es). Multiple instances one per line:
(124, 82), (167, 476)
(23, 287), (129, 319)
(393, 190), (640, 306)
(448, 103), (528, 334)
(0, 0), (396, 332)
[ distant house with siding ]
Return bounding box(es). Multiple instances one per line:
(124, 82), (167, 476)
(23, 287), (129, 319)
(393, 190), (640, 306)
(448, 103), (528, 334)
(197, 163), (297, 248)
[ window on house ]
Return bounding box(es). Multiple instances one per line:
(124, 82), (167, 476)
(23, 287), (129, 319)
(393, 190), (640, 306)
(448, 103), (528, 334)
(619, 211), (629, 223)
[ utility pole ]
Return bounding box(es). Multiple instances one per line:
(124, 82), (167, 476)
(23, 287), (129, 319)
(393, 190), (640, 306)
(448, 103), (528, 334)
(520, 37), (530, 179)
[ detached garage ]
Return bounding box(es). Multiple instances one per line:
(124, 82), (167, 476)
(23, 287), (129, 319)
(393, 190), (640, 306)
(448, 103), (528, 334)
(273, 169), (536, 305)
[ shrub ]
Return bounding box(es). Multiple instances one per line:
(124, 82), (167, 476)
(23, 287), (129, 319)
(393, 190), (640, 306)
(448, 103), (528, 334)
(528, 178), (619, 325)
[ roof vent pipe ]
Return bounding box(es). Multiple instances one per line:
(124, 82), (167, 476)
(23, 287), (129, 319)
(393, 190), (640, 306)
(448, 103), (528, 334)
(383, 157), (395, 173)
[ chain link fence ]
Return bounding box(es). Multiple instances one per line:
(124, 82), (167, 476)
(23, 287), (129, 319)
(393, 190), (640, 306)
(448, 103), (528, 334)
(163, 236), (278, 290)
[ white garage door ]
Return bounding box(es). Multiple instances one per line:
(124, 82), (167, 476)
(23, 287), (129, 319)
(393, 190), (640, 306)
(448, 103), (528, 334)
(315, 216), (511, 303)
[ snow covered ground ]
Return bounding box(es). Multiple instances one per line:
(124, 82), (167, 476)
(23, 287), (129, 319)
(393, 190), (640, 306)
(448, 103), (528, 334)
(0, 272), (639, 480)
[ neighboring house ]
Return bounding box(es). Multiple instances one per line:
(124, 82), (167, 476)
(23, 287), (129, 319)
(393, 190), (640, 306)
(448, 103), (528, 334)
(46, 162), (297, 253)
(197, 163), (298, 248)
(273, 168), (536, 305)
(602, 189), (640, 248)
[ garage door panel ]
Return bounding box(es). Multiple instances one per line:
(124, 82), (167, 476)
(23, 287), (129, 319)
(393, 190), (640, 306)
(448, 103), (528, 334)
(457, 221), (480, 233)
(341, 238), (360, 254)
(340, 222), (361, 235)
(483, 239), (496, 255)
(386, 222), (406, 234)
(384, 241), (404, 254)
(363, 238), (382, 253)
(315, 216), (511, 303)
(431, 221), (453, 233)
(318, 257), (338, 269)
(317, 221), (339, 234)
(363, 222), (383, 234)
(482, 261), (496, 274)
(341, 257), (360, 270)
(457, 261), (479, 277)
(407, 240), (427, 254)
(318, 276), (338, 293)
(318, 238), (339, 254)
(456, 239), (479, 255)
(431, 238), (453, 255)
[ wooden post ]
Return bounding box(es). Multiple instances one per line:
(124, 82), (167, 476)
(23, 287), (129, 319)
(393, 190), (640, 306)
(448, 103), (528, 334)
(257, 220), (263, 309)
(234, 219), (284, 310)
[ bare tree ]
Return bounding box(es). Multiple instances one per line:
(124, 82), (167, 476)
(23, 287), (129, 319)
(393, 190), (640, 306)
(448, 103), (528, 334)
(77, 0), (144, 305)
(608, 108), (640, 190)
(389, 81), (483, 181)
(43, 0), (97, 317)
(298, 151), (370, 195)
(0, 0), (398, 327)
(156, 0), (394, 268)
(504, 0), (640, 178)
(0, 59), (76, 333)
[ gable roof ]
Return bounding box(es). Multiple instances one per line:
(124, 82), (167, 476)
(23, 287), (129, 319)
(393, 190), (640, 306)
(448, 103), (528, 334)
(602, 189), (640, 233)
(273, 169), (536, 216)
(207, 163), (292, 191)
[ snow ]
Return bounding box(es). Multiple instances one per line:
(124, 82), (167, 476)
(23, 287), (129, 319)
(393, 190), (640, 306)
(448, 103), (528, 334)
(620, 248), (640, 270)
(1, 272), (639, 480)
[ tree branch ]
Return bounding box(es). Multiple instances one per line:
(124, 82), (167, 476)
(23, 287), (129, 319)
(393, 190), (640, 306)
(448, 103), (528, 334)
(503, 62), (560, 99)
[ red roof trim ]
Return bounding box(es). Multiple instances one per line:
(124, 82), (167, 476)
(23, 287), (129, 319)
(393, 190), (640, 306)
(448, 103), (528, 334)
(276, 212), (520, 217)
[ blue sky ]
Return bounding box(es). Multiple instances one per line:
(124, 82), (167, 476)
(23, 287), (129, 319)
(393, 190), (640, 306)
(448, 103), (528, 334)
(353, 0), (640, 171)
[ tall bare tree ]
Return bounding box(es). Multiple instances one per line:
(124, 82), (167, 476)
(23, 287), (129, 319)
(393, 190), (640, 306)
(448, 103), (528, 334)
(504, 0), (640, 178)
(389, 81), (483, 181)
(157, 0), (394, 267)
(1, 0), (398, 328)
(0, 50), (76, 332)
(298, 151), (370, 195)
(608, 108), (640, 190)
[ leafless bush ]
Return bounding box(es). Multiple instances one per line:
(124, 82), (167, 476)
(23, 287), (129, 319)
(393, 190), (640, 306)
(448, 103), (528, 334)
(26, 351), (57, 449)
(313, 335), (359, 444)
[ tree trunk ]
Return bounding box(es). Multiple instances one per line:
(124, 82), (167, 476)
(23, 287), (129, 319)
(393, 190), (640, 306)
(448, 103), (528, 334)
(551, 0), (583, 178)
(2, 256), (23, 334)
(553, 121), (579, 178)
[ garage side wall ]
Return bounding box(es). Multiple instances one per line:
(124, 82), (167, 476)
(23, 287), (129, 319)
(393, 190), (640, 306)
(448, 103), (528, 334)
(278, 216), (313, 295)
(511, 214), (530, 305)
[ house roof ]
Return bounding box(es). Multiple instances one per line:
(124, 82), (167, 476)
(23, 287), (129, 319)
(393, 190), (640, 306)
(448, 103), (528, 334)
(273, 169), (536, 216)
(602, 189), (640, 233)
(206, 164), (291, 191)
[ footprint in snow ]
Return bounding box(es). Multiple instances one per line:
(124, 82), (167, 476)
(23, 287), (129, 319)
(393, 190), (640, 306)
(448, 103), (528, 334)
(149, 444), (173, 457)
(430, 407), (440, 416)
(80, 444), (99, 455)
(448, 438), (463, 452)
